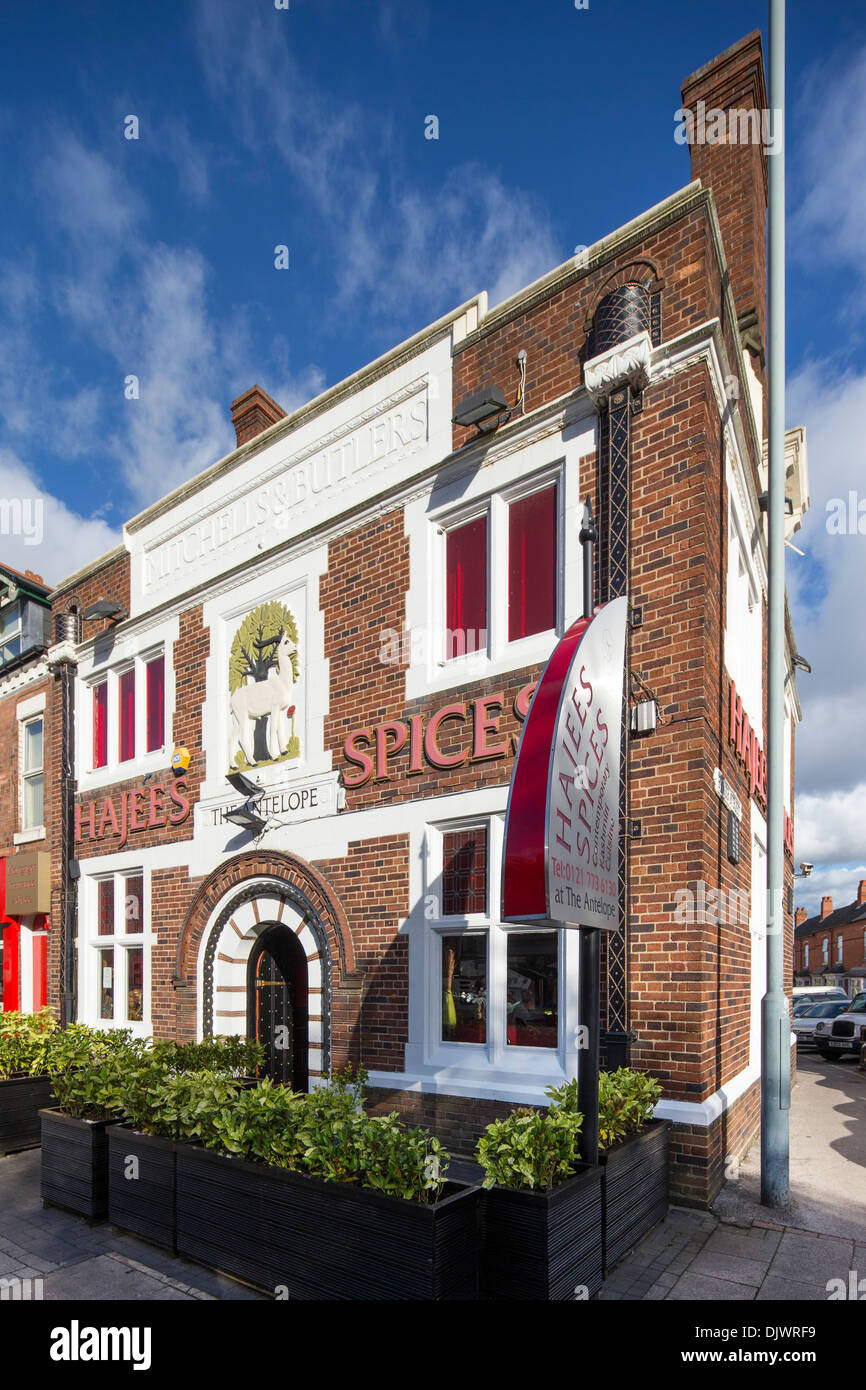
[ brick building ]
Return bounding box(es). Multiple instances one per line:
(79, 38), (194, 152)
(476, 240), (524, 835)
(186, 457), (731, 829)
(38, 31), (808, 1206)
(0, 563), (53, 1014)
(794, 886), (866, 998)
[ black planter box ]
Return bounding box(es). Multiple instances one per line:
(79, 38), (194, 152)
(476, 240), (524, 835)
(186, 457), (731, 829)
(107, 1126), (177, 1252)
(40, 1109), (112, 1220)
(175, 1143), (480, 1300)
(601, 1119), (671, 1276)
(0, 1075), (54, 1155)
(481, 1163), (603, 1301)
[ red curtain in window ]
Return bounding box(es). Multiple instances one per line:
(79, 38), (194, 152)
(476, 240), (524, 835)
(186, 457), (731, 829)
(442, 827), (488, 915)
(146, 656), (164, 753)
(446, 516), (487, 657)
(508, 486), (557, 641)
(93, 682), (108, 769)
(98, 879), (115, 936)
(119, 669), (135, 762)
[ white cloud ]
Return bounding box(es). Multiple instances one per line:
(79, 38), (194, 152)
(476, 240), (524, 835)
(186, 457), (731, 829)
(0, 448), (119, 587)
(792, 860), (866, 923)
(791, 44), (866, 271)
(193, 0), (561, 321)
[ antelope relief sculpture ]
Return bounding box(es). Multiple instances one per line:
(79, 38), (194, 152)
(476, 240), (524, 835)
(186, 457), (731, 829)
(229, 627), (298, 769)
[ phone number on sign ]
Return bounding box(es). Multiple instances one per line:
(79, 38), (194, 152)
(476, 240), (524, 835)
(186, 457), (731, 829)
(550, 858), (615, 898)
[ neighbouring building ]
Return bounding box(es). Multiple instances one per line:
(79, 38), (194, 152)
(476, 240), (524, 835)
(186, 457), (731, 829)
(0, 563), (53, 1014)
(39, 31), (809, 1206)
(794, 887), (866, 998)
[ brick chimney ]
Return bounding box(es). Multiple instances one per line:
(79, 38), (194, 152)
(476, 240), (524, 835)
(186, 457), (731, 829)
(681, 32), (769, 364)
(821, 896), (833, 919)
(794, 907), (807, 928)
(858, 880), (866, 907)
(230, 385), (287, 449)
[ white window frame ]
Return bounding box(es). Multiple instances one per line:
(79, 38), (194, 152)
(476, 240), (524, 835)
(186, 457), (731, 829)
(416, 813), (578, 1086)
(725, 489), (764, 741)
(823, 937), (829, 965)
(14, 692), (46, 844)
(77, 625), (174, 791)
(435, 466), (564, 677)
(82, 868), (150, 1036)
(837, 935), (844, 964)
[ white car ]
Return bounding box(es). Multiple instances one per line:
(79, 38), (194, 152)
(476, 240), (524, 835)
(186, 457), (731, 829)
(813, 993), (866, 1059)
(793, 1000), (850, 1048)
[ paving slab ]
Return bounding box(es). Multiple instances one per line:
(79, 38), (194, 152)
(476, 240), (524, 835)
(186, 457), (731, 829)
(666, 1270), (757, 1300)
(686, 1249), (769, 1288)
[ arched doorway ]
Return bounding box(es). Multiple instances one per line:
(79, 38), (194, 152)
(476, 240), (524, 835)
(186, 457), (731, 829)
(246, 925), (309, 1089)
(196, 875), (331, 1089)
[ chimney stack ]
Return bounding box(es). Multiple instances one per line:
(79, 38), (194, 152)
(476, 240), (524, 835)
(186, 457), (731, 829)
(794, 907), (807, 928)
(820, 896), (833, 919)
(681, 32), (769, 382)
(230, 385), (287, 449)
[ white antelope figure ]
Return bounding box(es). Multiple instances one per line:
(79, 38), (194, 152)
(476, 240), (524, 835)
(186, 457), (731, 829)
(229, 629), (297, 768)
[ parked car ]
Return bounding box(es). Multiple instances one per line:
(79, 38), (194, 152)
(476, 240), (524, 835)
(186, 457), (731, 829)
(792, 987), (849, 1009)
(792, 1000), (849, 1048)
(814, 994), (866, 1059)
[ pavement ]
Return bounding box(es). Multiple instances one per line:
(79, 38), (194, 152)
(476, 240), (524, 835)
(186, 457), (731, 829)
(598, 1052), (866, 1300)
(1, 1053), (863, 1301)
(0, 1148), (265, 1301)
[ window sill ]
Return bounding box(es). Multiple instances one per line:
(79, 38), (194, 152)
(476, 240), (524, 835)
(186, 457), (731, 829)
(13, 827), (45, 845)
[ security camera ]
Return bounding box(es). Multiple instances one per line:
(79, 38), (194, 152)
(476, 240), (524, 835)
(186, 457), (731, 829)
(799, 863), (813, 878)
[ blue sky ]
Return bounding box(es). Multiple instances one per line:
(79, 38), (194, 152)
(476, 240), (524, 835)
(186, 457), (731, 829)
(1, 0), (865, 905)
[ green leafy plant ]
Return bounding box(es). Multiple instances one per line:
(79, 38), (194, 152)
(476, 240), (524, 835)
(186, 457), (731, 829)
(354, 1113), (448, 1204)
(121, 1067), (244, 1143)
(211, 1078), (307, 1166)
(46, 1026), (146, 1120)
(596, 1068), (662, 1150)
(476, 1106), (583, 1191)
(0, 1009), (58, 1079)
(150, 1035), (264, 1076)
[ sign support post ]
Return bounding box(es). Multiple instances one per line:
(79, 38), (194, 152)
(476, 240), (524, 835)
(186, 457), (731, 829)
(577, 498), (600, 1165)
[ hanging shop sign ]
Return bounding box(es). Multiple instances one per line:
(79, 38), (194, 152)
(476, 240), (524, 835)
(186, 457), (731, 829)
(5, 852), (51, 915)
(341, 685), (536, 787)
(75, 779), (192, 850)
(501, 596), (629, 931)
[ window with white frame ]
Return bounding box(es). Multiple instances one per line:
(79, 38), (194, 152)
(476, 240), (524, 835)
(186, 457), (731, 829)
(87, 648), (166, 775)
(91, 871), (147, 1026)
(441, 473), (560, 663)
(804, 943), (809, 968)
(431, 817), (560, 1052)
(837, 935), (844, 964)
(21, 715), (44, 831)
(823, 937), (829, 965)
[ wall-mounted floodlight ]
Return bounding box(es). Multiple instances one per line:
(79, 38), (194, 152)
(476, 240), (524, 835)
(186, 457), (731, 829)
(224, 803), (266, 834)
(227, 770), (261, 797)
(83, 599), (128, 622)
(758, 492), (793, 516)
(452, 385), (509, 433)
(792, 653), (811, 674)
